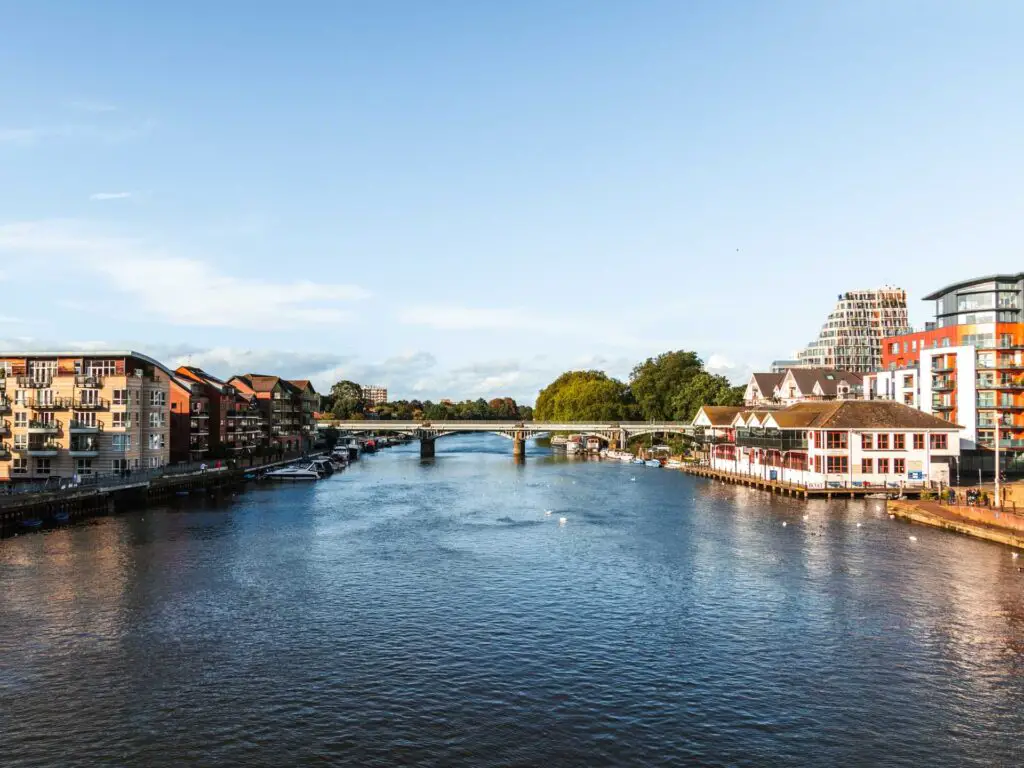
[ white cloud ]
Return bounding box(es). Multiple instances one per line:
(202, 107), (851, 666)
(0, 120), (155, 146)
(706, 353), (735, 372)
(398, 305), (527, 331)
(89, 192), (133, 201)
(0, 220), (371, 330)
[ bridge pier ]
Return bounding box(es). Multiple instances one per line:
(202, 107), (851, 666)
(420, 437), (436, 459)
(513, 432), (526, 458)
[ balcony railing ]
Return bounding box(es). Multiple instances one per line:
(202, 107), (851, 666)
(980, 439), (1024, 450)
(29, 397), (72, 410)
(69, 419), (103, 432)
(0, 442), (9, 460)
(0, 398), (10, 413)
(27, 419), (61, 433)
(75, 375), (103, 388)
(932, 381), (955, 392)
(932, 403), (954, 411)
(0, 420), (8, 436)
(931, 365), (955, 373)
(734, 428), (808, 451)
(26, 441), (61, 456)
(16, 375), (51, 388)
(73, 398), (110, 410)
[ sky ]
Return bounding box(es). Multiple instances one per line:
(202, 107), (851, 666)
(1, 1), (1023, 403)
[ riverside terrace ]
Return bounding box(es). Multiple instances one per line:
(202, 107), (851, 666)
(319, 420), (699, 458)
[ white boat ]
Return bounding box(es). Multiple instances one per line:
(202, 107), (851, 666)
(310, 458), (334, 476)
(645, 459), (661, 468)
(632, 457), (645, 465)
(565, 441), (582, 454)
(551, 435), (568, 447)
(665, 459), (683, 469)
(265, 463), (320, 481)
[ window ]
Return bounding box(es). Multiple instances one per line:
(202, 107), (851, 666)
(930, 433), (948, 450)
(890, 342), (899, 354)
(826, 456), (848, 474)
(862, 458), (873, 474)
(148, 433), (165, 450)
(877, 458), (890, 474)
(149, 390), (167, 407)
(894, 458), (906, 474)
(73, 411), (96, 427)
(35, 458), (50, 475)
(14, 412), (26, 427)
(86, 359), (118, 376)
(877, 434), (890, 450)
(149, 412), (165, 428)
(861, 433), (873, 450)
(76, 459), (93, 475)
(913, 433), (925, 450)
(149, 456), (163, 468)
(814, 455), (823, 474)
(13, 434), (26, 449)
(12, 458), (27, 474)
(78, 389), (98, 406)
(112, 412), (129, 428)
(893, 434), (905, 450)
(826, 431), (848, 449)
(112, 459), (129, 473)
(14, 389), (26, 405)
(112, 435), (131, 452)
(112, 389), (128, 406)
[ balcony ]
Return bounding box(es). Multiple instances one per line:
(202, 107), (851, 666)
(29, 397), (72, 410)
(0, 442), (10, 459)
(0, 420), (8, 437)
(931, 365), (955, 373)
(932, 403), (954, 411)
(192, 411), (210, 419)
(69, 419), (103, 433)
(932, 381), (955, 392)
(73, 397), (110, 410)
(75, 375), (103, 388)
(0, 398), (10, 414)
(27, 419), (61, 434)
(16, 375), (51, 388)
(26, 442), (61, 457)
(69, 438), (99, 457)
(980, 439), (1024, 450)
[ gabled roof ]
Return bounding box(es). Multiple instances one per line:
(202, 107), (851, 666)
(770, 400), (960, 430)
(287, 379), (318, 394)
(694, 405), (746, 427)
(784, 368), (863, 397)
(177, 365), (229, 392)
(750, 372), (783, 396)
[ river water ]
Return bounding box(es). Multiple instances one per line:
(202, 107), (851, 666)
(2, 435), (1023, 766)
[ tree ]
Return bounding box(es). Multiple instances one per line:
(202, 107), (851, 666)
(535, 370), (635, 421)
(329, 380), (364, 419)
(669, 371), (743, 422)
(629, 351), (704, 420)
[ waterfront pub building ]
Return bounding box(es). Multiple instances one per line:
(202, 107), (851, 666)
(694, 400), (961, 488)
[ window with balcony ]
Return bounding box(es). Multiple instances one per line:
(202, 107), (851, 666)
(87, 359), (118, 376)
(71, 436), (97, 452)
(112, 389), (128, 406)
(35, 458), (50, 475)
(877, 458), (890, 474)
(894, 458), (906, 474)
(826, 456), (848, 474)
(913, 433), (925, 450)
(76, 459), (93, 475)
(930, 433), (948, 450)
(877, 434), (890, 450)
(861, 458), (873, 474)
(78, 389), (99, 406)
(893, 434), (905, 450)
(73, 411), (96, 427)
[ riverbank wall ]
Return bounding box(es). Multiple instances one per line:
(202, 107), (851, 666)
(889, 499), (1024, 549)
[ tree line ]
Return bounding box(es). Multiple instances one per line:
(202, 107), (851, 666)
(321, 380), (533, 421)
(534, 350), (743, 422)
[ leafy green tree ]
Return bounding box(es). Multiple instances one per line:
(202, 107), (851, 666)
(329, 380), (364, 419)
(669, 371), (743, 422)
(629, 351), (703, 420)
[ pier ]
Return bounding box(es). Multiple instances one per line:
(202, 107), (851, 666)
(680, 464), (934, 499)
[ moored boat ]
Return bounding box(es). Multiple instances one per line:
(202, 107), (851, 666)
(265, 463), (320, 481)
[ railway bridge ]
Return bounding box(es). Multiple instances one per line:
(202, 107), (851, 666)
(319, 420), (697, 458)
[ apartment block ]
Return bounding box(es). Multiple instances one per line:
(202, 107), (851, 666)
(0, 352), (172, 482)
(170, 366), (266, 462)
(796, 287), (911, 372)
(228, 375), (318, 453)
(743, 368), (863, 407)
(361, 385), (388, 406)
(870, 273), (1024, 472)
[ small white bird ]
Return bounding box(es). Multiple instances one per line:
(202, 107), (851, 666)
(559, 517), (567, 525)
(909, 535), (917, 542)
(856, 523), (862, 528)
(1013, 552), (1019, 560)
(544, 510), (552, 516)
(782, 521), (787, 527)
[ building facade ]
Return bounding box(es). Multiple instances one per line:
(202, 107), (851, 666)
(743, 368), (863, 407)
(698, 400), (960, 489)
(169, 366), (266, 462)
(796, 287), (911, 372)
(361, 385), (387, 406)
(228, 375), (317, 453)
(0, 352), (172, 482)
(873, 274), (1024, 471)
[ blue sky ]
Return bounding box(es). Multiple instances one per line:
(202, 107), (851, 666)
(1, 1), (1022, 402)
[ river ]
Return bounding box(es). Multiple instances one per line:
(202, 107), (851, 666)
(2, 434), (1023, 766)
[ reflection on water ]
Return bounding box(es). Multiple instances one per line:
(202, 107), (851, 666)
(2, 434), (1024, 766)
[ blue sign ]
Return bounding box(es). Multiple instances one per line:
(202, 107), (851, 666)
(908, 471), (924, 480)
(769, 470), (778, 481)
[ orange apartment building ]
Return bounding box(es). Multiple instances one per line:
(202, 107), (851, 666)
(170, 367), (266, 463)
(0, 351), (172, 482)
(866, 274), (1024, 474)
(227, 375), (318, 454)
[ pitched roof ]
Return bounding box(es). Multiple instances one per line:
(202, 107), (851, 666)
(770, 400), (959, 430)
(287, 379), (317, 394)
(786, 368), (863, 397)
(697, 405), (746, 426)
(751, 372), (783, 395)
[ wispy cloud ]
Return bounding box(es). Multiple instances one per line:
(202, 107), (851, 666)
(0, 220), (371, 330)
(89, 192), (133, 201)
(68, 100), (118, 113)
(0, 120), (156, 147)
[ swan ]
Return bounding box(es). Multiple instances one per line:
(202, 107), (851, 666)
(559, 517), (567, 525)
(782, 521), (787, 527)
(544, 510), (552, 516)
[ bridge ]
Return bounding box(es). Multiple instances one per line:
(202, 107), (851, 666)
(318, 420), (696, 458)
